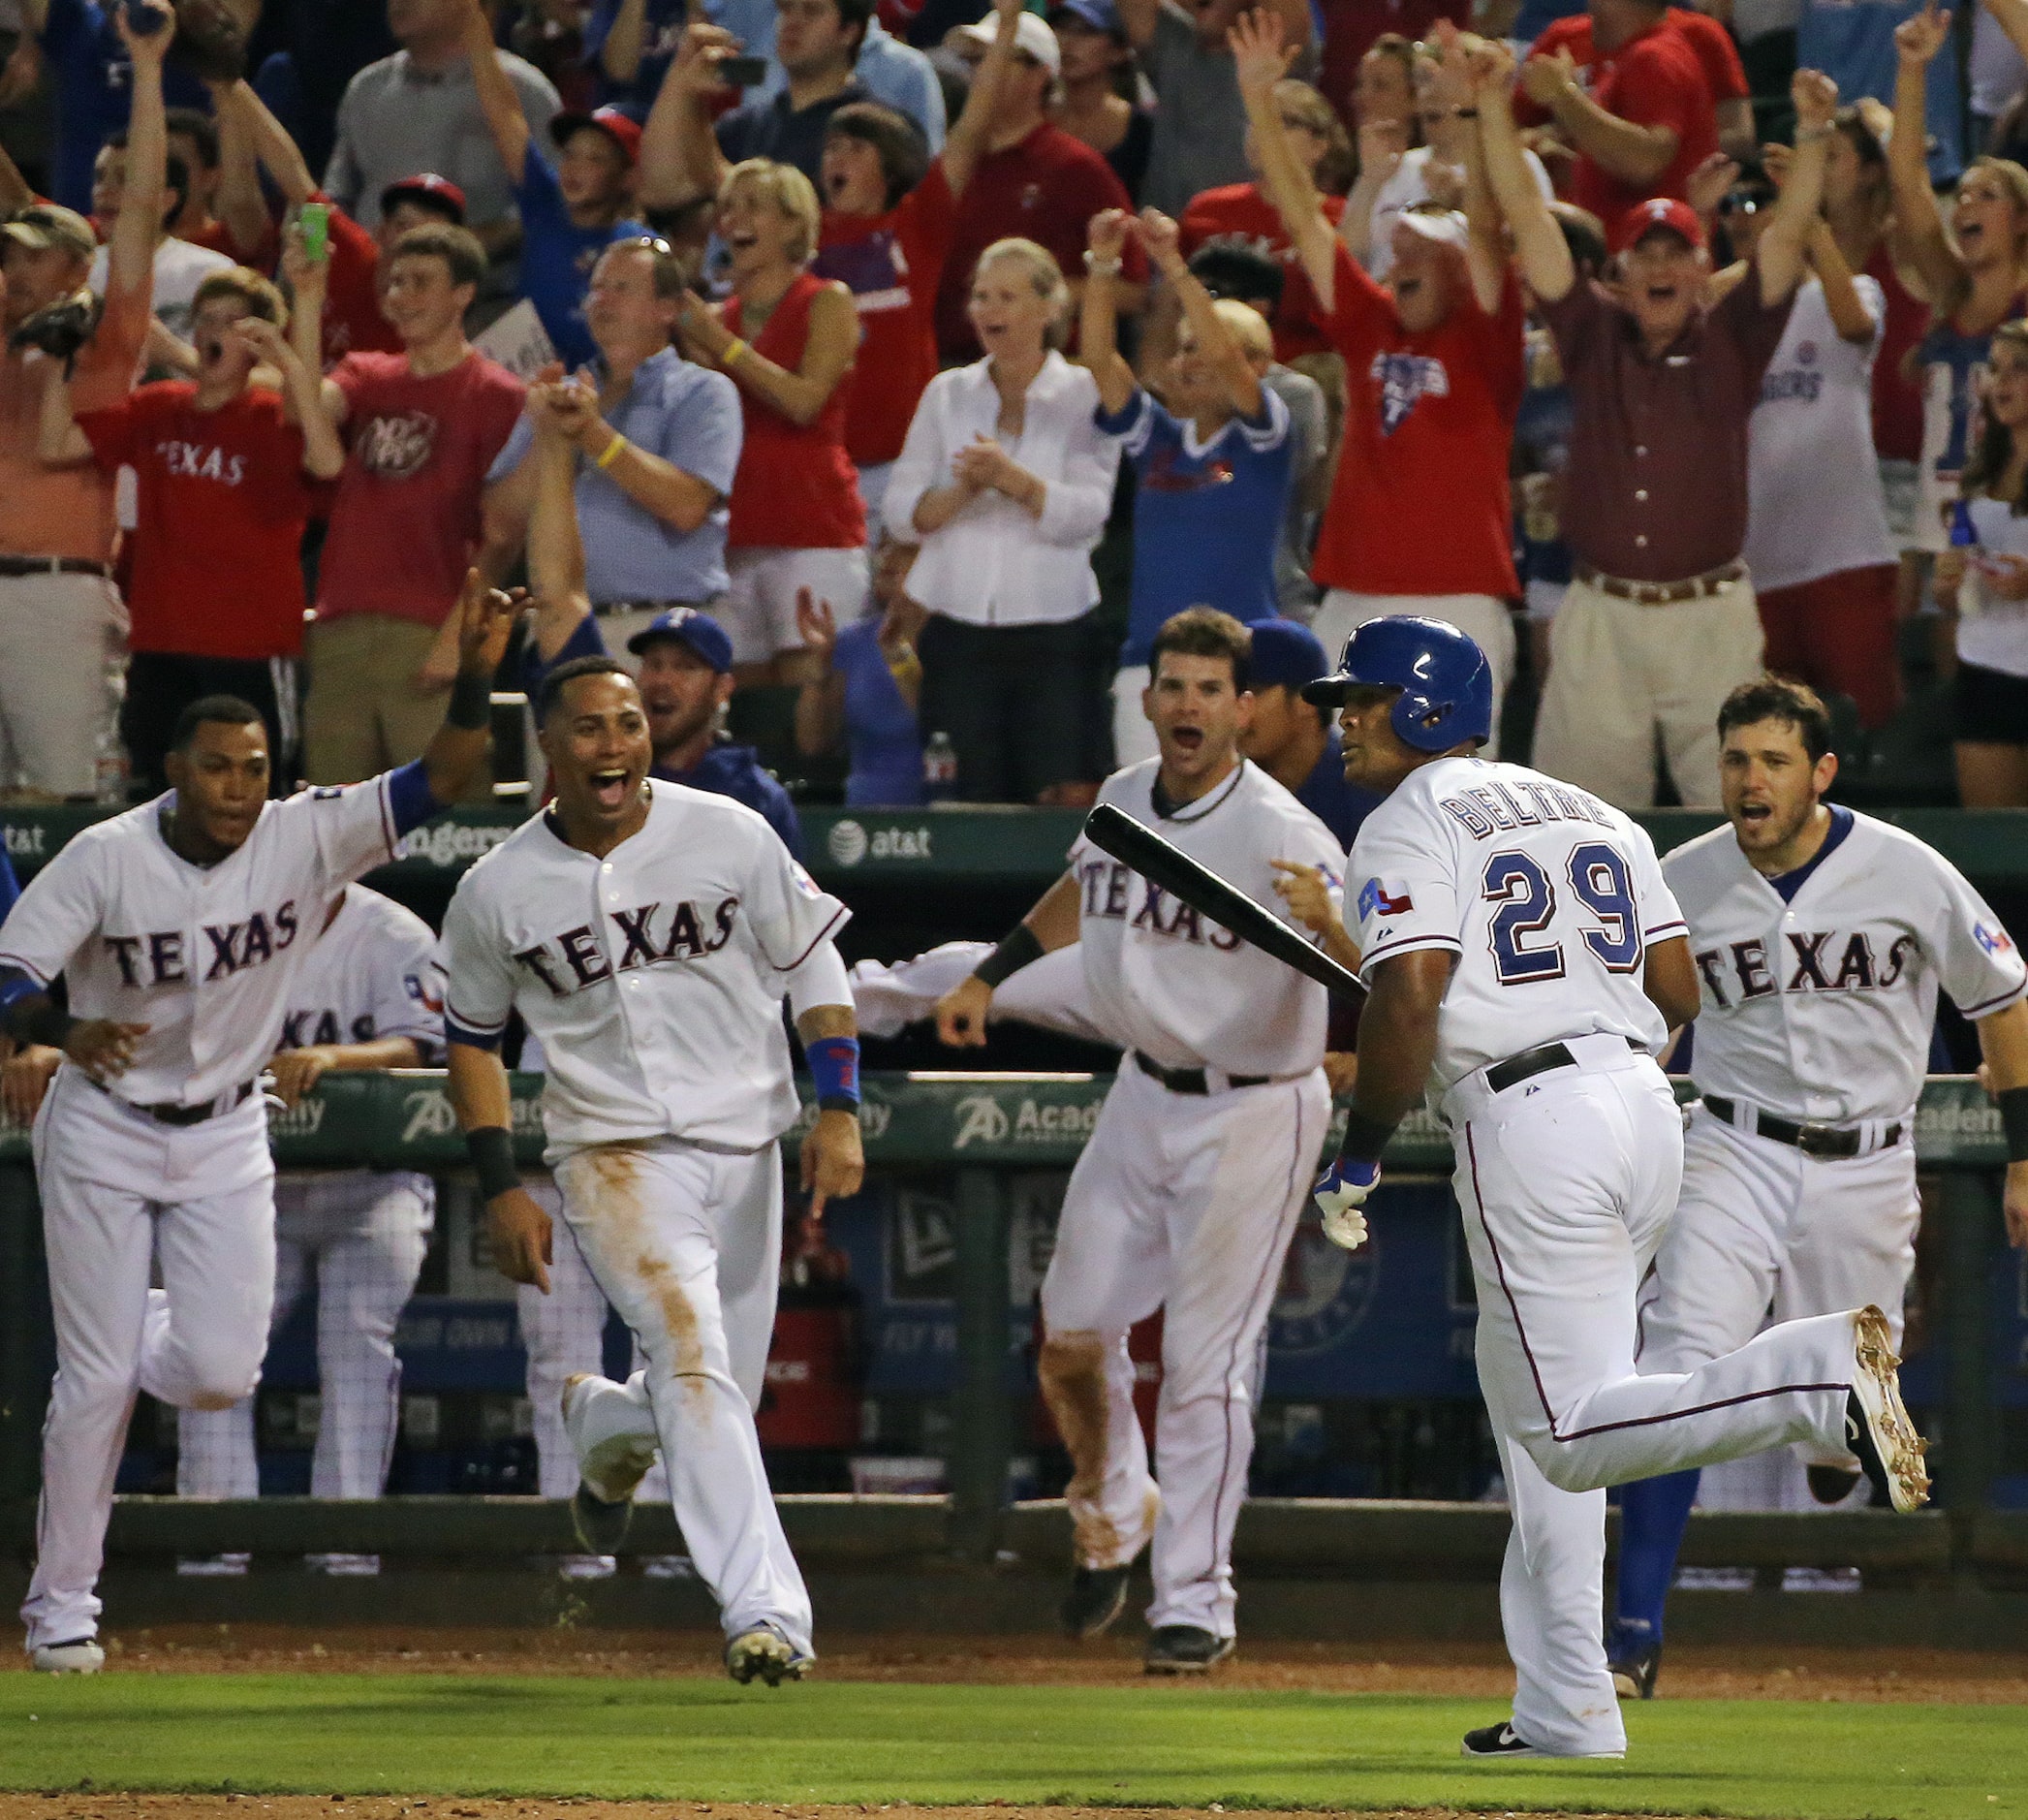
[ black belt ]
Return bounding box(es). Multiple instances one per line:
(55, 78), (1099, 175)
(0, 555), (110, 579)
(1133, 1051), (1269, 1095)
(1485, 1034), (1644, 1095)
(93, 1076), (258, 1126)
(1701, 1093), (1902, 1159)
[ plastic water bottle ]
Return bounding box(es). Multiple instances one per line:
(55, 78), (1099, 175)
(92, 723), (128, 806)
(922, 731), (957, 802)
(1950, 501), (1984, 618)
(1950, 499), (1977, 549)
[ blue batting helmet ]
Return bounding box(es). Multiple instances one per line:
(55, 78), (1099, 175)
(1301, 615), (1493, 752)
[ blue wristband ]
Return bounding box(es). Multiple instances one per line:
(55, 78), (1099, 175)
(807, 1034), (861, 1112)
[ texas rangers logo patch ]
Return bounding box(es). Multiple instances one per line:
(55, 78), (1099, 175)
(1368, 350), (1451, 435)
(1357, 876), (1414, 920)
(1975, 922), (2016, 957)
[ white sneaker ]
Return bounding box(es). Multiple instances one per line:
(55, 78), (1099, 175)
(562, 1372), (659, 1509)
(30, 1638), (105, 1674)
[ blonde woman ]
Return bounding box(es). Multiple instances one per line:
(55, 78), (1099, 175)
(677, 159), (864, 686)
(884, 238), (1122, 802)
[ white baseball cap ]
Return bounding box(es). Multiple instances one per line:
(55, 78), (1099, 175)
(1393, 207), (1469, 252)
(959, 10), (1062, 76)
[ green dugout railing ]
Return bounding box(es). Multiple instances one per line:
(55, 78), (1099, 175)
(0, 1071), (2014, 1565)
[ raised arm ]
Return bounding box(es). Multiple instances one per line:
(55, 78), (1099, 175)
(1888, 2), (1960, 308)
(419, 571), (519, 804)
(640, 21), (737, 211)
(679, 281), (858, 425)
(108, 0), (173, 301)
(1230, 9), (1339, 306)
(942, 0), (1022, 197)
(525, 388), (596, 658)
(463, 0), (531, 187)
(1472, 36), (1573, 302)
(236, 315), (346, 478)
(205, 79), (273, 259)
(1339, 120), (1406, 264)
(1518, 42), (1676, 186)
(1080, 209), (1139, 416)
(1142, 206), (1264, 417)
(224, 77), (319, 207)
(1441, 32), (1507, 317)
(600, 0), (653, 83)
(1809, 215), (1879, 342)
(1755, 69), (1836, 305)
(0, 135), (32, 218)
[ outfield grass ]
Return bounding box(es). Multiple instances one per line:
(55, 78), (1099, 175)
(0, 1674), (2018, 1820)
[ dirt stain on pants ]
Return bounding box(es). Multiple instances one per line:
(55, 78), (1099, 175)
(577, 1145), (710, 1419)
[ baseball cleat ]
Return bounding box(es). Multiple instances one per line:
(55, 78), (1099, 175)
(561, 1371), (659, 1551)
(30, 1638), (105, 1674)
(1460, 1720), (1624, 1761)
(1142, 1625), (1234, 1675)
(725, 1622), (812, 1686)
(1806, 1464), (1863, 1506)
(1060, 1564), (1132, 1640)
(1847, 1306), (1929, 1514)
(1607, 1638), (1660, 1702)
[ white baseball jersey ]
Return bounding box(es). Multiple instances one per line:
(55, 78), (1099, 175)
(1667, 808), (2026, 1122)
(0, 776), (407, 1107)
(1348, 756), (1683, 1092)
(1068, 758), (1341, 1077)
(281, 884), (445, 1060)
(439, 779), (850, 1153)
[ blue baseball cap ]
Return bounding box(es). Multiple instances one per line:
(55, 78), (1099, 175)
(1247, 618), (1329, 693)
(626, 607), (733, 674)
(1050, 0), (1124, 36)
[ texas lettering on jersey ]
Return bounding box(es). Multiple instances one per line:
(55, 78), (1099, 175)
(1694, 928), (1918, 1007)
(102, 900), (300, 986)
(515, 896), (741, 995)
(1076, 857), (1241, 951)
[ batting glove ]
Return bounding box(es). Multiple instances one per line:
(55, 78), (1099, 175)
(1313, 1156), (1379, 1251)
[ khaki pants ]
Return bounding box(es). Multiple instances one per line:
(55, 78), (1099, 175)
(302, 614), (455, 786)
(1532, 574), (1764, 809)
(0, 571), (126, 799)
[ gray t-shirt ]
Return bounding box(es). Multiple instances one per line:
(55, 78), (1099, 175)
(1139, 3), (1251, 220)
(325, 49), (562, 229)
(1264, 361), (1326, 616)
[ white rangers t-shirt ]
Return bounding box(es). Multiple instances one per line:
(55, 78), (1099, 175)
(1667, 807), (2026, 1123)
(1068, 757), (1341, 1078)
(282, 883), (444, 1060)
(1744, 275), (1896, 593)
(439, 779), (850, 1154)
(0, 775), (408, 1107)
(1349, 756), (1683, 1093)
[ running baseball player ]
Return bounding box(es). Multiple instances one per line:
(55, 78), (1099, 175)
(1607, 676), (2028, 1698)
(1307, 615), (1929, 1761)
(935, 607), (1343, 1675)
(173, 884), (448, 1573)
(1, 578), (513, 1673)
(439, 639), (864, 1685)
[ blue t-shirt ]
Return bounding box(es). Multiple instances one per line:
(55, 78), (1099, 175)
(41, 0), (212, 212)
(834, 617), (923, 807)
(1919, 315), (2003, 488)
(490, 347), (743, 604)
(514, 148), (647, 371)
(580, 0), (686, 114)
(1295, 730), (1381, 850)
(1100, 386), (1295, 667)
(1798, 0), (1964, 182)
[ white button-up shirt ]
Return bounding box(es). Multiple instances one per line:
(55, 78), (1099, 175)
(885, 351), (1122, 628)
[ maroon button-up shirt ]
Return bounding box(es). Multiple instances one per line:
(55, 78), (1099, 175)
(1539, 269), (1795, 584)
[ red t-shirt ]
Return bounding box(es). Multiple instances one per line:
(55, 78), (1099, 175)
(1666, 9), (1748, 104)
(720, 271), (865, 550)
(816, 163), (956, 468)
(933, 122), (1144, 362)
(1517, 16), (1719, 225)
(317, 350), (525, 628)
(1311, 242), (1523, 597)
(1865, 241), (1927, 463)
(76, 383), (314, 659)
(1318, 0), (1470, 129)
(317, 194), (403, 369)
(1180, 182), (1347, 363)
(184, 212), (283, 277)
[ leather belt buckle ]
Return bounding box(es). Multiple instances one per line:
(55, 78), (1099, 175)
(1794, 1122), (1848, 1159)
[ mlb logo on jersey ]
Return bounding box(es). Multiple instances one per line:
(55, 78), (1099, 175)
(1357, 876), (1414, 920)
(1976, 921), (2016, 957)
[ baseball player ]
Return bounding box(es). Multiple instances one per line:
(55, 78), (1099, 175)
(0, 578), (513, 1673)
(935, 607), (1343, 1675)
(172, 884), (448, 1572)
(439, 637), (864, 1686)
(1607, 676), (2028, 1698)
(1307, 614), (1929, 1761)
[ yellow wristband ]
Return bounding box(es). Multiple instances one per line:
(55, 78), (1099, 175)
(594, 433), (627, 470)
(723, 337), (747, 368)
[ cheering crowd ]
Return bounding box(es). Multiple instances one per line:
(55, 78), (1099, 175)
(2, 0), (2028, 818)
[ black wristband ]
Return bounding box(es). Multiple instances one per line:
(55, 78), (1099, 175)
(974, 923), (1045, 988)
(466, 1125), (520, 1200)
(447, 668), (492, 731)
(1337, 1105), (1400, 1166)
(2001, 1085), (2028, 1164)
(7, 999), (76, 1051)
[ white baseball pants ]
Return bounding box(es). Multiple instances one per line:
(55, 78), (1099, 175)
(1040, 1062), (1330, 1639)
(21, 1069), (275, 1652)
(550, 1137), (810, 1652)
(1446, 1036), (1869, 1756)
(1638, 1108), (1919, 1471)
(175, 1171), (434, 1501)
(848, 941), (1111, 1046)
(515, 1173), (667, 1505)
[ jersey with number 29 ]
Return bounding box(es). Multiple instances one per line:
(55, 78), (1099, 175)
(1349, 757), (1685, 1092)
